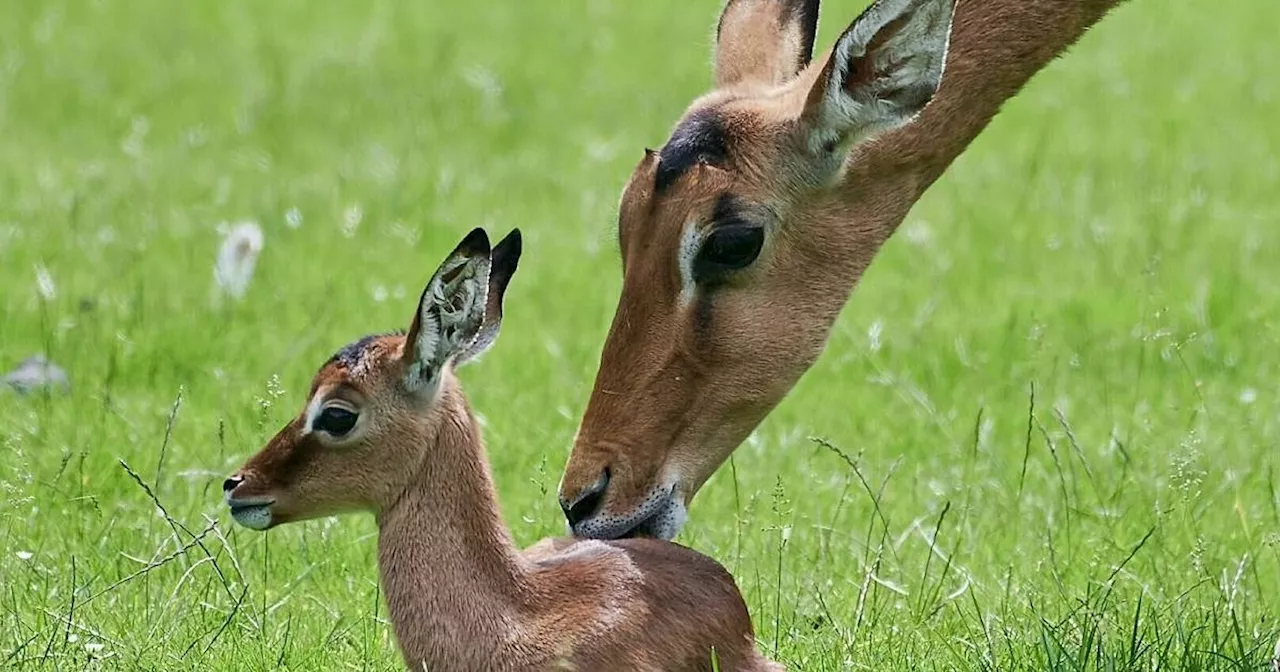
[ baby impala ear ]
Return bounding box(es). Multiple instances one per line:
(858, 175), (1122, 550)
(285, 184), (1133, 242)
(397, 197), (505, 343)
(403, 228), (492, 394)
(455, 228), (522, 366)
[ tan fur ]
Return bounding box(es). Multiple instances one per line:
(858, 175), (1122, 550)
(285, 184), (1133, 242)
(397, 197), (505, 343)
(715, 0), (818, 89)
(226, 281), (780, 670)
(561, 0), (1128, 538)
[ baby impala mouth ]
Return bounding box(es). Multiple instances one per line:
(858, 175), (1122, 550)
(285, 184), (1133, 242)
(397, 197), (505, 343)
(227, 497), (275, 531)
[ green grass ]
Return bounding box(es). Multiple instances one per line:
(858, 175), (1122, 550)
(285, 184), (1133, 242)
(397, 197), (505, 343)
(2, 0), (1277, 669)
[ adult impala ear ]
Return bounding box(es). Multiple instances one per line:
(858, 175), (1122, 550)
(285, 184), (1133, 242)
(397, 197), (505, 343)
(800, 0), (955, 155)
(403, 228), (492, 394)
(715, 0), (821, 88)
(454, 229), (522, 366)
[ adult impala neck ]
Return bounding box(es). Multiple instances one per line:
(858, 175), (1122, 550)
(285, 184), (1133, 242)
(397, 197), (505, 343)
(375, 382), (529, 668)
(860, 0), (1127, 196)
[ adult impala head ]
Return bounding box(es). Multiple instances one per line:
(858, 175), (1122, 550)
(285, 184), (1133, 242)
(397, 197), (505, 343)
(560, 0), (1126, 539)
(558, 0), (957, 539)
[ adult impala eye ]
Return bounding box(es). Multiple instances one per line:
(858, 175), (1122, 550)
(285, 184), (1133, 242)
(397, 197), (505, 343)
(696, 226), (764, 276)
(315, 405), (358, 436)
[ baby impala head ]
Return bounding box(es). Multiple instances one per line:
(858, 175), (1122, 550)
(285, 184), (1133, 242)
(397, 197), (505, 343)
(223, 227), (522, 530)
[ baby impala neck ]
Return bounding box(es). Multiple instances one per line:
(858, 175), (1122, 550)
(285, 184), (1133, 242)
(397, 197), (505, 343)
(374, 382), (531, 668)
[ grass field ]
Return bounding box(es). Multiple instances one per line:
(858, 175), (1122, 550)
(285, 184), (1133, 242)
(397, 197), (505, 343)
(2, 0), (1278, 669)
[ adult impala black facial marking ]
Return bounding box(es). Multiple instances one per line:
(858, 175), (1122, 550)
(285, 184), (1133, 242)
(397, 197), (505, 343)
(655, 109), (729, 193)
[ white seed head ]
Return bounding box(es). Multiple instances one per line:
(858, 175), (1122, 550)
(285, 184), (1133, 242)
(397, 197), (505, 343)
(213, 221), (264, 300)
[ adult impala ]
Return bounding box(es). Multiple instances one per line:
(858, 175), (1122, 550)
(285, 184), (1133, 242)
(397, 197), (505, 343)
(559, 0), (1125, 540)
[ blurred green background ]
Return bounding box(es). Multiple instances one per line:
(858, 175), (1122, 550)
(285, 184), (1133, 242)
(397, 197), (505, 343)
(1, 0), (1277, 669)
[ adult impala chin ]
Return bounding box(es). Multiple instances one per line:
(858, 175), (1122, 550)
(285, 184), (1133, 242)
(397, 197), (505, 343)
(559, 0), (1126, 540)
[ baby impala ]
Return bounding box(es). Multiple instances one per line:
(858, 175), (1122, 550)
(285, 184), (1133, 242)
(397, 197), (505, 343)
(223, 228), (780, 671)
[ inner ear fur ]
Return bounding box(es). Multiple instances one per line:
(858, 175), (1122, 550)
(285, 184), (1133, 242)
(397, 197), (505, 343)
(403, 228), (493, 391)
(454, 228), (522, 365)
(800, 0), (956, 153)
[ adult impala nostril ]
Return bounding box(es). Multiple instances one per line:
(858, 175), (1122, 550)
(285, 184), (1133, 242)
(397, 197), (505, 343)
(561, 469), (610, 528)
(222, 475), (243, 493)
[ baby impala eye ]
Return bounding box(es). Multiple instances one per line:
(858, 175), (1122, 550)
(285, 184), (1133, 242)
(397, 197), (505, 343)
(315, 406), (359, 436)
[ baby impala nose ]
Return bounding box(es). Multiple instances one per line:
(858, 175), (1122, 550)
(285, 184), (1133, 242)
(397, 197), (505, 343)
(222, 475), (243, 494)
(560, 469), (610, 529)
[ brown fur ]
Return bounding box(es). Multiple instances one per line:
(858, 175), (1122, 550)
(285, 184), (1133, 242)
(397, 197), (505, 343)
(226, 316), (779, 668)
(561, 0), (1128, 539)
